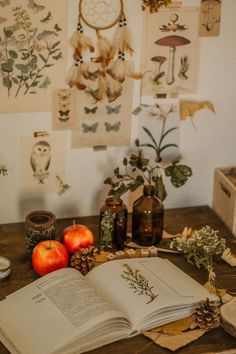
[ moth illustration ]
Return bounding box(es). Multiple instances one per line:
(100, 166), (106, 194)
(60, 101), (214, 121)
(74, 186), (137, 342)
(58, 116), (69, 123)
(30, 140), (51, 174)
(57, 92), (71, 103)
(54, 23), (62, 32)
(104, 121), (121, 132)
(0, 0), (10, 7)
(84, 106), (98, 114)
(59, 110), (70, 117)
(82, 122), (98, 133)
(105, 104), (122, 115)
(40, 11), (52, 24)
(28, 0), (45, 13)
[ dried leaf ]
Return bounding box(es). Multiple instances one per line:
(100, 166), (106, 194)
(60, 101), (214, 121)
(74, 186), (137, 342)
(143, 328), (207, 351)
(150, 315), (193, 335)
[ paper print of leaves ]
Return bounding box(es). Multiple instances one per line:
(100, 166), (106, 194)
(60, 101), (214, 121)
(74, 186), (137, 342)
(0, 7), (63, 97)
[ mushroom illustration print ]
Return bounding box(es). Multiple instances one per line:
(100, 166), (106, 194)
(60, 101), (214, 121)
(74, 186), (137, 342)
(155, 35), (190, 85)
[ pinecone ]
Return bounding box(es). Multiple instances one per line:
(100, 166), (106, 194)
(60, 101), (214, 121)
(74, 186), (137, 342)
(70, 247), (97, 276)
(193, 298), (221, 329)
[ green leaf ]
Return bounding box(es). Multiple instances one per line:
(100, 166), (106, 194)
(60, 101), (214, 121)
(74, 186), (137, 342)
(52, 52), (62, 60)
(165, 164), (192, 188)
(142, 126), (158, 149)
(159, 127), (178, 146)
(8, 50), (18, 59)
(11, 77), (18, 84)
(39, 76), (51, 89)
(2, 77), (12, 89)
(104, 177), (112, 185)
(1, 59), (14, 73)
(159, 143), (178, 153)
(132, 105), (142, 115)
(51, 41), (60, 49)
(155, 175), (167, 201)
(39, 54), (47, 63)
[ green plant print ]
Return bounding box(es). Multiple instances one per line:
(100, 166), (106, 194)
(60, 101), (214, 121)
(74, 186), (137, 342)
(0, 5), (62, 97)
(121, 263), (158, 304)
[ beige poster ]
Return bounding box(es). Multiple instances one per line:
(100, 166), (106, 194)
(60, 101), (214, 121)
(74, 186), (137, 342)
(71, 73), (133, 148)
(0, 0), (68, 113)
(21, 132), (65, 193)
(141, 7), (200, 96)
(199, 0), (221, 37)
(52, 88), (77, 131)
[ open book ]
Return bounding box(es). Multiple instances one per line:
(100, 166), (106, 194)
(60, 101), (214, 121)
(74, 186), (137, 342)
(0, 257), (217, 354)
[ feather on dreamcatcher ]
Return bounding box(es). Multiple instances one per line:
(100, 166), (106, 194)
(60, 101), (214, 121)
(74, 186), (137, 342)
(67, 0), (142, 102)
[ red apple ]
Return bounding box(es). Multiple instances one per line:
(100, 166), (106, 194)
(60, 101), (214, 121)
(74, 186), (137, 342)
(61, 223), (94, 254)
(32, 240), (69, 276)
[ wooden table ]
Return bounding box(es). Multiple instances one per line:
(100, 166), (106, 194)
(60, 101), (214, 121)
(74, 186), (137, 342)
(0, 206), (236, 354)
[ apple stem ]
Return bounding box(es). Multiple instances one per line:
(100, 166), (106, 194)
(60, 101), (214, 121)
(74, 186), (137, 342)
(73, 220), (76, 230)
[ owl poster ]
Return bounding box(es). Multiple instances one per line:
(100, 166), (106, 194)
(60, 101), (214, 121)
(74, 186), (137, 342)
(141, 7), (200, 96)
(0, 0), (68, 113)
(21, 132), (65, 193)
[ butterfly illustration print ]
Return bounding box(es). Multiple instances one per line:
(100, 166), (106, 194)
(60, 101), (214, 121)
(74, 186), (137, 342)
(105, 121), (121, 132)
(84, 106), (98, 114)
(105, 104), (122, 115)
(57, 92), (71, 103)
(58, 116), (69, 123)
(54, 23), (62, 32)
(82, 122), (98, 133)
(59, 110), (70, 117)
(0, 0), (10, 6)
(28, 0), (45, 13)
(41, 11), (52, 24)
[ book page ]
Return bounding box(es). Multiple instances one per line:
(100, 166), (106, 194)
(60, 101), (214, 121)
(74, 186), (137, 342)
(0, 268), (130, 354)
(86, 258), (217, 332)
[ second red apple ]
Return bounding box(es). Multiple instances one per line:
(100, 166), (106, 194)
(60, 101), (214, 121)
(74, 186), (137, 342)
(61, 223), (94, 254)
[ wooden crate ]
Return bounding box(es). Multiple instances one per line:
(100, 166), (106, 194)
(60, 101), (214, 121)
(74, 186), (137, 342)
(212, 167), (236, 237)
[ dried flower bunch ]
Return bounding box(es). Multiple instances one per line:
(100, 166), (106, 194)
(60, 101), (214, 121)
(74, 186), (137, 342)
(170, 226), (226, 270)
(142, 0), (173, 13)
(104, 104), (192, 201)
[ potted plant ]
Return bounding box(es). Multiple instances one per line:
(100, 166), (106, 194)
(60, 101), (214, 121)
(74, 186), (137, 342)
(104, 103), (192, 245)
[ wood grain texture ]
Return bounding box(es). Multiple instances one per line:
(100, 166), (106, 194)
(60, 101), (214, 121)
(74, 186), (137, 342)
(0, 206), (236, 354)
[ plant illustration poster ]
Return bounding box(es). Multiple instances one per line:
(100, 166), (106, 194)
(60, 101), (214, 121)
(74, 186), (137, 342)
(52, 88), (77, 131)
(21, 132), (65, 193)
(199, 0), (221, 37)
(141, 7), (200, 96)
(0, 0), (68, 113)
(71, 70), (133, 148)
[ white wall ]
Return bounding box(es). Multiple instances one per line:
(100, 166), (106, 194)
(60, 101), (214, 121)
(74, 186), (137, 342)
(0, 0), (235, 224)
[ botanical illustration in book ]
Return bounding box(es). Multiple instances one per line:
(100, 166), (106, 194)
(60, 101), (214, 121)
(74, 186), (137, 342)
(0, 0), (68, 112)
(52, 88), (77, 131)
(67, 0), (141, 104)
(141, 7), (200, 95)
(121, 263), (158, 304)
(199, 0), (221, 37)
(21, 131), (66, 193)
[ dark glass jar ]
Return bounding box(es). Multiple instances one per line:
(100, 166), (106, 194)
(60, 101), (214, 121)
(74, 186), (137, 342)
(132, 185), (164, 246)
(99, 197), (127, 251)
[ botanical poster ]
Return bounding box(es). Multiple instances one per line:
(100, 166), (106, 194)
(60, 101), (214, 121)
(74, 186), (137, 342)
(141, 7), (200, 96)
(21, 131), (65, 193)
(199, 0), (221, 37)
(137, 99), (180, 161)
(52, 88), (77, 131)
(0, 0), (68, 113)
(71, 71), (133, 148)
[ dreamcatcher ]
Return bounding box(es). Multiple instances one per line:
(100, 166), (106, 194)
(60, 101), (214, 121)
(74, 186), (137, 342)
(67, 0), (142, 102)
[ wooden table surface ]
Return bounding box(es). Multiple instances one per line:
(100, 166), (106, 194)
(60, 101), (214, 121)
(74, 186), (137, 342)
(0, 206), (236, 354)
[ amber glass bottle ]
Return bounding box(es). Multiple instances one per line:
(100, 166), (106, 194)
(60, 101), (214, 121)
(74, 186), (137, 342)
(132, 185), (164, 246)
(99, 197), (128, 251)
